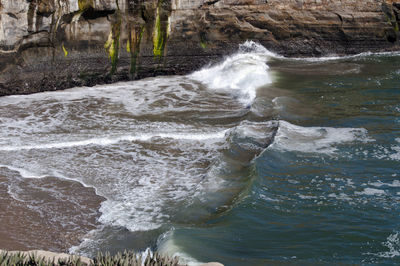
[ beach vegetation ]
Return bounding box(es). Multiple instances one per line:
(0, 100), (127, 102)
(0, 250), (183, 266)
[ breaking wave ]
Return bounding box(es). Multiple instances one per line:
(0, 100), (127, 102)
(190, 41), (276, 106)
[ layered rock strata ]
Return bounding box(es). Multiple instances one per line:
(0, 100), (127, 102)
(0, 0), (399, 95)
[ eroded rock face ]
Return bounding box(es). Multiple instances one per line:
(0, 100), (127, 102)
(0, 0), (399, 95)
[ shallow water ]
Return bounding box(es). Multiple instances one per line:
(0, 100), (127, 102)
(0, 42), (399, 264)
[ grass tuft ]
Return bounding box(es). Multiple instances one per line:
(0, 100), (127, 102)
(0, 250), (184, 266)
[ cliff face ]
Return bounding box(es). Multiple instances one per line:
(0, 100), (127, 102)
(0, 0), (399, 95)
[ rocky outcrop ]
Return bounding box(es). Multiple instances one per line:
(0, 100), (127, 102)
(0, 0), (399, 95)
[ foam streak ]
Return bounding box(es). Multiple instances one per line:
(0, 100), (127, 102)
(0, 131), (227, 151)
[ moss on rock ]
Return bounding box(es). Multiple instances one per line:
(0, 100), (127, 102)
(78, 0), (93, 11)
(153, 3), (164, 59)
(104, 11), (122, 75)
(152, 0), (171, 60)
(62, 44), (68, 57)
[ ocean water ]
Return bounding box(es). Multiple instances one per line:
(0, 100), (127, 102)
(0, 42), (399, 265)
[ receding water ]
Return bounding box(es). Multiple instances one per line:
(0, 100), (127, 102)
(0, 42), (399, 265)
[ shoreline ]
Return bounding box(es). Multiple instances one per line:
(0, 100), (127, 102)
(1, 46), (399, 98)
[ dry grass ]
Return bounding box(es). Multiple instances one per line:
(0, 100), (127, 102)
(0, 250), (183, 266)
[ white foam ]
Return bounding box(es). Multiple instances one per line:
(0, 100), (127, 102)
(0, 131), (226, 151)
(0, 164), (98, 198)
(0, 75), (241, 120)
(369, 138), (400, 161)
(0, 80), (232, 236)
(389, 144), (400, 161)
(298, 194), (318, 200)
(280, 51), (400, 62)
(0, 136), (222, 233)
(259, 194), (280, 202)
(6, 184), (26, 202)
(189, 41), (275, 106)
(364, 138), (400, 162)
(328, 193), (352, 201)
(0, 164), (47, 179)
(270, 120), (372, 154)
(238, 40), (281, 57)
(355, 188), (386, 196)
(377, 232), (400, 258)
(369, 180), (400, 188)
(51, 170), (98, 191)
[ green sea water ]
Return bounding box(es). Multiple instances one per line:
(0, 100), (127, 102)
(163, 51), (400, 265)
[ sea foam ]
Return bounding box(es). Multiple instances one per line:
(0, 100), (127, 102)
(270, 120), (372, 154)
(189, 41), (276, 106)
(0, 131), (226, 151)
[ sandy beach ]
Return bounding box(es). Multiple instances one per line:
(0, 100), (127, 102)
(0, 172), (104, 252)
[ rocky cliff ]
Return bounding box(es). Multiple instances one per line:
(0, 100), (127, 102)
(0, 0), (399, 95)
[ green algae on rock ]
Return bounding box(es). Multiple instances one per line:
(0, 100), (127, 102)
(104, 11), (122, 75)
(78, 0), (93, 11)
(153, 0), (171, 60)
(62, 43), (68, 57)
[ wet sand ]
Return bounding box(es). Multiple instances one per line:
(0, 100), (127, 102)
(0, 171), (104, 252)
